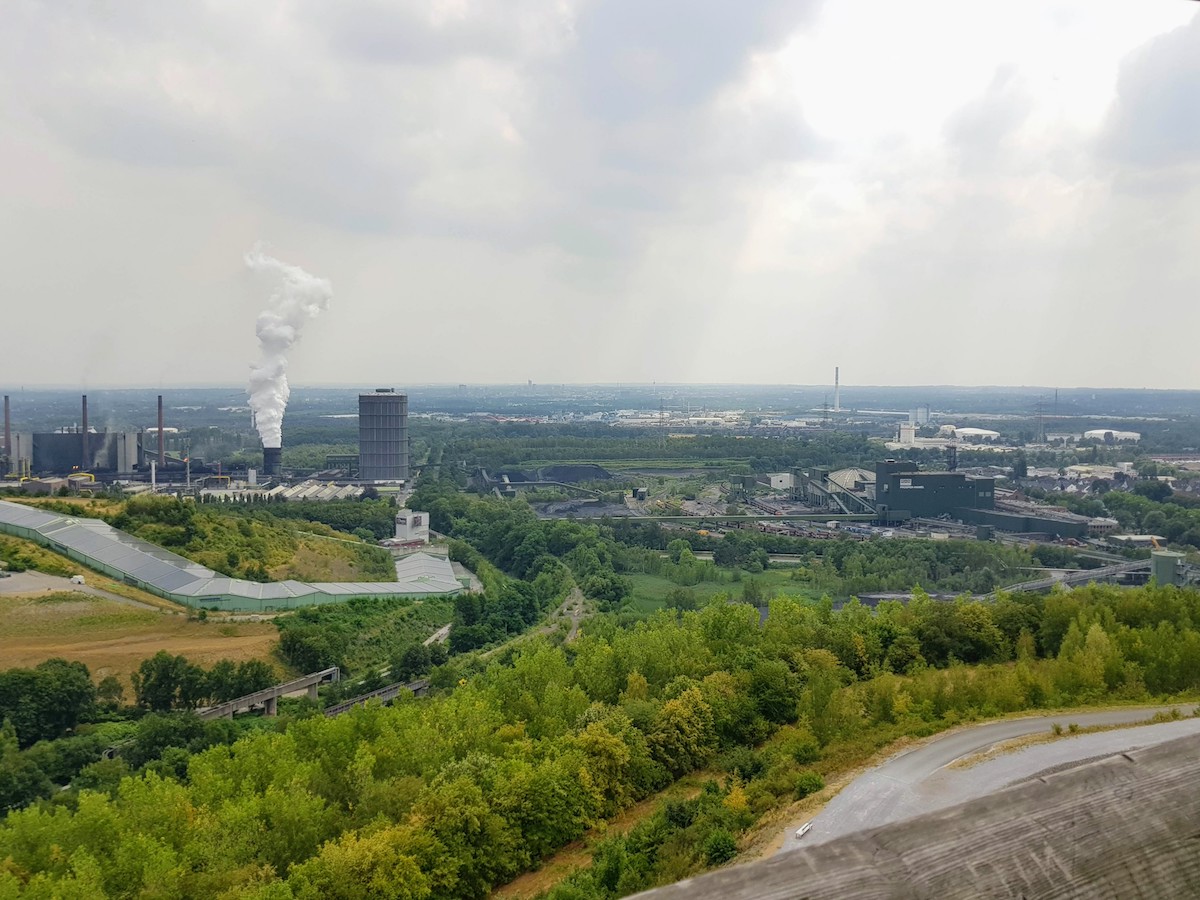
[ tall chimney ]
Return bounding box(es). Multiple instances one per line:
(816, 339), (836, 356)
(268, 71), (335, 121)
(81, 394), (89, 468)
(834, 367), (841, 413)
(157, 394), (165, 467)
(3, 395), (10, 476)
(263, 446), (282, 478)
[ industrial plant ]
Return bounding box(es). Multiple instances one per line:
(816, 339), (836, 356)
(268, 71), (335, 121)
(2, 393), (177, 485)
(1, 387), (412, 493)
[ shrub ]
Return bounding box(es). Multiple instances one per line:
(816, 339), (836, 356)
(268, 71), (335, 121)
(794, 770), (825, 799)
(703, 828), (738, 866)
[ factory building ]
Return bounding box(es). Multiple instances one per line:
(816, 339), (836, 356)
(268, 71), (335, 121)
(392, 509), (430, 546)
(870, 459), (1091, 538)
(358, 388), (409, 482)
(873, 460), (995, 522)
(3, 394), (151, 478)
(17, 431), (145, 475)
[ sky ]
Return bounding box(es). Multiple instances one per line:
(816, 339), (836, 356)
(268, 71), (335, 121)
(1, 0), (1198, 390)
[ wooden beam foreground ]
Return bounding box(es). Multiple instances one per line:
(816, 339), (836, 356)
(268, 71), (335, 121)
(633, 733), (1200, 900)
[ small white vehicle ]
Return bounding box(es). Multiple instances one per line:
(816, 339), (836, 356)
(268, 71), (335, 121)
(69, 574), (86, 585)
(795, 822), (813, 840)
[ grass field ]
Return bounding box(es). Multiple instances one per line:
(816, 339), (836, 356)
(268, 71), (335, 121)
(0, 591), (281, 688)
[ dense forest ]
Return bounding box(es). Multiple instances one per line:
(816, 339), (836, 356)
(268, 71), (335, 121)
(2, 577), (1199, 898)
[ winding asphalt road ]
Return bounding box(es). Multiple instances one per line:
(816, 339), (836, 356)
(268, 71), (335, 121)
(778, 704), (1200, 854)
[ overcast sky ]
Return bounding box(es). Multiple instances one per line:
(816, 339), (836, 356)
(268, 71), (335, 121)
(2, 1), (1198, 390)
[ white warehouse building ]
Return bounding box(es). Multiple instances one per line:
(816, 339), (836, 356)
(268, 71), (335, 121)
(1084, 429), (1141, 443)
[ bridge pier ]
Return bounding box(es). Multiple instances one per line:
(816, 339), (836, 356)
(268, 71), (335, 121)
(307, 683), (319, 702)
(264, 696), (278, 716)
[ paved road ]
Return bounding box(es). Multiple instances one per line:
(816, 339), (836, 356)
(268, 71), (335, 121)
(423, 623), (452, 646)
(0, 569), (163, 611)
(778, 704), (1200, 854)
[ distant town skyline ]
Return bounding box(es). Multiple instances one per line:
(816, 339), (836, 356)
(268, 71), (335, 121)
(2, 1), (1198, 389)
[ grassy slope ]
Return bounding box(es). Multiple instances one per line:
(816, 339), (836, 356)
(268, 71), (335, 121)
(7, 495), (396, 584)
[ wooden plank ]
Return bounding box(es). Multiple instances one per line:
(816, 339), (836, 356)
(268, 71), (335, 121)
(632, 734), (1200, 899)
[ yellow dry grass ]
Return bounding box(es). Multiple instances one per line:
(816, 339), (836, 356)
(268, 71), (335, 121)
(0, 591), (280, 689)
(271, 542), (378, 582)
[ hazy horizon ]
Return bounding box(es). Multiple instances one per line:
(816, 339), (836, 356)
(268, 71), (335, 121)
(4, 380), (1200, 393)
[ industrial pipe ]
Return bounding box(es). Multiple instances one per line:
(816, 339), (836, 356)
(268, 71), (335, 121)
(158, 394), (165, 467)
(81, 394), (89, 466)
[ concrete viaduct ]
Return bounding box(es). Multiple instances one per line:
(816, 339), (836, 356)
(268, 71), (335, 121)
(196, 666), (341, 720)
(323, 678), (431, 717)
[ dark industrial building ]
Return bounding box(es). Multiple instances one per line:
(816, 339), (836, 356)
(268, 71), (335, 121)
(4, 394), (148, 477)
(871, 459), (1088, 538)
(873, 459), (995, 521)
(958, 506), (1089, 540)
(358, 389), (409, 482)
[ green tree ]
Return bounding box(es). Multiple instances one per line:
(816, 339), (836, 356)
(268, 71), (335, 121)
(0, 658), (96, 747)
(0, 721), (53, 812)
(1134, 480), (1172, 501)
(288, 825), (431, 900)
(132, 652), (203, 711)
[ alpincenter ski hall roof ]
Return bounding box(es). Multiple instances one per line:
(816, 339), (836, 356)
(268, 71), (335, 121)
(0, 499), (462, 612)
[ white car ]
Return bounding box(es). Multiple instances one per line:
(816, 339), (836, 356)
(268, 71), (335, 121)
(795, 822), (813, 840)
(69, 575), (86, 585)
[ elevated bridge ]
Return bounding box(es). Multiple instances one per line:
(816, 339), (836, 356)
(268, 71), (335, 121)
(987, 559), (1150, 598)
(323, 678), (430, 717)
(196, 666), (341, 720)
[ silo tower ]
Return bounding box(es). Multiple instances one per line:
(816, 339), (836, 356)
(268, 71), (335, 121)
(358, 389), (409, 482)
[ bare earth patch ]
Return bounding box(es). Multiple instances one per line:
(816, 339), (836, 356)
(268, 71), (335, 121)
(0, 592), (281, 688)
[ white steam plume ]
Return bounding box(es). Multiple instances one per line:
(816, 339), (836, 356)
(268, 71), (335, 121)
(245, 246), (332, 449)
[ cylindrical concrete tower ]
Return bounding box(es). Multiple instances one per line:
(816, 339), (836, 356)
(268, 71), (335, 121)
(263, 447), (282, 477)
(358, 389), (409, 482)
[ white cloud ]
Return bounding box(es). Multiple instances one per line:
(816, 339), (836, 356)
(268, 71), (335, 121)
(0, 0), (1196, 389)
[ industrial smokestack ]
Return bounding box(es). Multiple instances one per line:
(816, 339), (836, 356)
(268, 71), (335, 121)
(263, 446), (282, 478)
(157, 394), (165, 467)
(245, 246), (333, 451)
(3, 395), (10, 475)
(81, 394), (89, 467)
(834, 367), (841, 413)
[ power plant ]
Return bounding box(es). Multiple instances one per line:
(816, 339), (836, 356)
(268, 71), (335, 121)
(358, 388), (409, 482)
(2, 386), (416, 490)
(3, 393), (148, 479)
